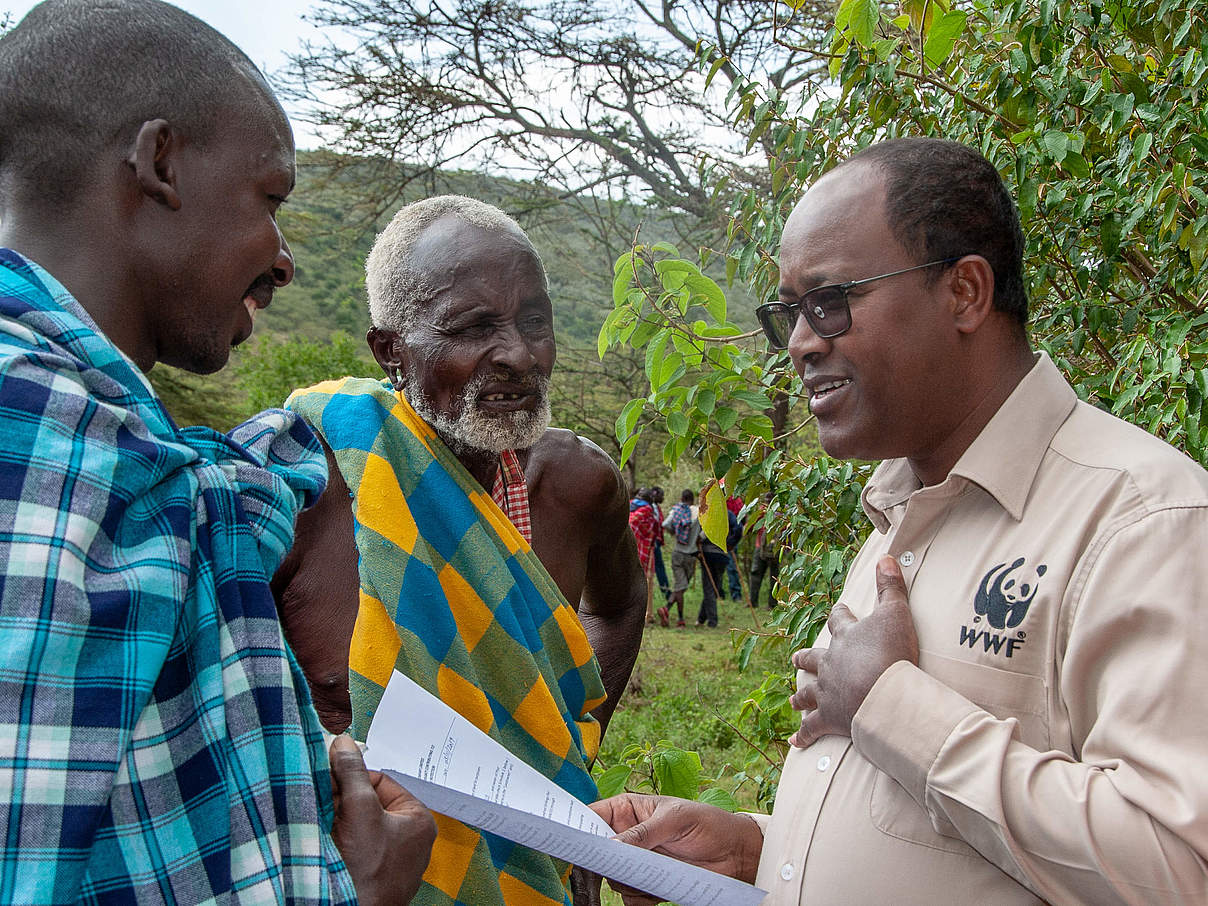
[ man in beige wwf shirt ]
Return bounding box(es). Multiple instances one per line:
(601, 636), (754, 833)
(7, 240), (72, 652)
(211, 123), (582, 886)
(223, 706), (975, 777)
(591, 137), (1208, 905)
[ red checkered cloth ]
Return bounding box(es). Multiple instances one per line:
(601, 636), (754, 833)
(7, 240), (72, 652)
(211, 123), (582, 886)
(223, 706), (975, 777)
(491, 449), (532, 543)
(627, 503), (660, 570)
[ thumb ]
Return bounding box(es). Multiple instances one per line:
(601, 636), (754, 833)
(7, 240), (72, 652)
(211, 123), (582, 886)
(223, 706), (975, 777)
(875, 556), (909, 611)
(329, 735), (374, 804)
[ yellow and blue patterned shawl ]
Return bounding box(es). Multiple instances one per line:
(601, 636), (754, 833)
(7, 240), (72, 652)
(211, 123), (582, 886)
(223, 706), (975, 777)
(287, 377), (605, 906)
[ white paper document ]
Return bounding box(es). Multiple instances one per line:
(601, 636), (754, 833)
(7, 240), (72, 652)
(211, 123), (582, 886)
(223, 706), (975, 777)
(364, 669), (766, 906)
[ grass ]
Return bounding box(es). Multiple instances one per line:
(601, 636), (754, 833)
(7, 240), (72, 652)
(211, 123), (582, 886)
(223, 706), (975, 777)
(599, 596), (786, 789)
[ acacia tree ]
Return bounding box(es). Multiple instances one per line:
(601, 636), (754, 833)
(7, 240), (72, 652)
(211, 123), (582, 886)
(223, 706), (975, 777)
(602, 0), (1208, 803)
(285, 0), (830, 238)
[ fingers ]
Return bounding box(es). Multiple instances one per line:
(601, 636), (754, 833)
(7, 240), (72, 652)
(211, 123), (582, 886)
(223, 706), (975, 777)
(613, 815), (659, 850)
(789, 679), (817, 713)
(591, 794), (650, 834)
(875, 556), (909, 612)
(790, 647), (817, 673)
(789, 708), (828, 749)
(602, 796), (685, 852)
(826, 601), (856, 633)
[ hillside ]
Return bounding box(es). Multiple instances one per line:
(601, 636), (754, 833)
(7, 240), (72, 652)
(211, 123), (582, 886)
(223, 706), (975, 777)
(149, 151), (759, 485)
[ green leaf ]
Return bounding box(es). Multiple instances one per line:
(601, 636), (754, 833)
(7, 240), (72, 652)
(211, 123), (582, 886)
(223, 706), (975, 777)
(697, 787), (739, 811)
(666, 410), (690, 436)
(655, 258), (696, 292)
(1100, 216), (1123, 257)
(1042, 130), (1070, 162)
(612, 268), (634, 308)
(737, 633), (758, 671)
(1061, 152), (1090, 178)
(714, 406), (739, 431)
(922, 10), (967, 66)
(1134, 132), (1154, 165)
(594, 764), (634, 800)
(613, 251), (634, 278)
(618, 432), (640, 469)
(740, 415), (775, 442)
(597, 308), (620, 358)
(616, 398), (645, 442)
(730, 389), (772, 410)
(848, 0), (879, 47)
(653, 747), (702, 799)
(684, 273), (727, 323)
(656, 352), (685, 390)
(696, 387), (717, 415)
(644, 329), (670, 383)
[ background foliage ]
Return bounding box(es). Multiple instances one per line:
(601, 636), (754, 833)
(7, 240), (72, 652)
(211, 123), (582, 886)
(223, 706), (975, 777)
(602, 0), (1208, 807)
(148, 151), (702, 486)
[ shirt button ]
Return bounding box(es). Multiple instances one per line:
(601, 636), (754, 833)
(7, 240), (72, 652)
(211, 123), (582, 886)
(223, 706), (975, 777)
(780, 862), (795, 881)
(816, 755), (831, 771)
(898, 550), (915, 567)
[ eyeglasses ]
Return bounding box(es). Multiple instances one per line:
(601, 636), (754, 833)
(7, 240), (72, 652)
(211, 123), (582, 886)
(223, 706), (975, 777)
(755, 257), (960, 349)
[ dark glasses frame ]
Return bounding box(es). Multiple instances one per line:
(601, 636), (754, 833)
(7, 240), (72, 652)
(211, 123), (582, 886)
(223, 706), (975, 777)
(755, 257), (962, 349)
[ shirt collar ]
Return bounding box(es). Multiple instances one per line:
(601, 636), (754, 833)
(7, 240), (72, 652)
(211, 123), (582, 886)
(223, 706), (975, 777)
(862, 351), (1077, 530)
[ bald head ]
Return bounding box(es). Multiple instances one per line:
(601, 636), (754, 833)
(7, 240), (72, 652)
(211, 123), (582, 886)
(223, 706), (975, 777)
(0, 0), (282, 208)
(366, 195), (545, 334)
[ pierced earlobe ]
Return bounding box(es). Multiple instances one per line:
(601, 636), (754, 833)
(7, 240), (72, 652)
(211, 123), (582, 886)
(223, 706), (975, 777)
(393, 367), (404, 389)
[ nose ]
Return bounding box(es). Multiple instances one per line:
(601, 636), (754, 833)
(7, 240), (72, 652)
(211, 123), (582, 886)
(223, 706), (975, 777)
(490, 322), (538, 372)
(787, 309), (831, 375)
(271, 231), (294, 287)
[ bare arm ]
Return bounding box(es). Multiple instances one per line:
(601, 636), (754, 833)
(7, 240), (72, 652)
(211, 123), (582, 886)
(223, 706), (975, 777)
(579, 469), (647, 734)
(272, 443), (360, 733)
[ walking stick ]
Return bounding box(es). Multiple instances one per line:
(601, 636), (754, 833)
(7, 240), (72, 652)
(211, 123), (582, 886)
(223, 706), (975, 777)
(698, 550), (721, 598)
(643, 554), (656, 624)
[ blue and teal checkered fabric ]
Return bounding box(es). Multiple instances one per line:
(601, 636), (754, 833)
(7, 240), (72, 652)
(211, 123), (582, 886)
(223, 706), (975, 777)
(0, 250), (356, 904)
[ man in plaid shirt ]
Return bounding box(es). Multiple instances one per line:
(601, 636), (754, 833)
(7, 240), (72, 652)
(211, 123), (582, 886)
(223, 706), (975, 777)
(0, 1), (434, 902)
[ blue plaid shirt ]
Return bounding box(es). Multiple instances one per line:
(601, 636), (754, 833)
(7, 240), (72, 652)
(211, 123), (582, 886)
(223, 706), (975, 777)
(0, 251), (357, 904)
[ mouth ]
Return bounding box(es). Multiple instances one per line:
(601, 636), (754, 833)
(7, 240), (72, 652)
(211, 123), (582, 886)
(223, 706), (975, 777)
(235, 281), (275, 344)
(477, 386), (539, 411)
(804, 377), (853, 411)
(244, 286), (272, 313)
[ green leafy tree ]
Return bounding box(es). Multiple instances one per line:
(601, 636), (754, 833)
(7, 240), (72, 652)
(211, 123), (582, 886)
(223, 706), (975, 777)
(603, 0), (1208, 806)
(233, 332), (377, 413)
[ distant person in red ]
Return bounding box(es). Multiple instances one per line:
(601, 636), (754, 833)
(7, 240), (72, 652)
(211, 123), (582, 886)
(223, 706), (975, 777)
(628, 487), (661, 623)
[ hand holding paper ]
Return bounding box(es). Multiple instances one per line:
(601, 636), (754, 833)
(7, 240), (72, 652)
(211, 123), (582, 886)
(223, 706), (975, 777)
(363, 670), (766, 906)
(590, 793), (764, 894)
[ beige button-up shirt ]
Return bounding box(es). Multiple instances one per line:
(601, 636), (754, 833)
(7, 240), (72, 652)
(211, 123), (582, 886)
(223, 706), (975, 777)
(754, 353), (1208, 905)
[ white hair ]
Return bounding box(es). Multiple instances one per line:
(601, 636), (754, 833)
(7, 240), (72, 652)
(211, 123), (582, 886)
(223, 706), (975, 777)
(365, 195), (544, 333)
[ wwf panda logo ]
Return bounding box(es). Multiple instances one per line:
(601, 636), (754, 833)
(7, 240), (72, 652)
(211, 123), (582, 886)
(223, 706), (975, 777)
(974, 557), (1046, 630)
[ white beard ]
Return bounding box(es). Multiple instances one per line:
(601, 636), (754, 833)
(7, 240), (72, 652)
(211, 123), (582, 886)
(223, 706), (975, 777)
(404, 369), (551, 454)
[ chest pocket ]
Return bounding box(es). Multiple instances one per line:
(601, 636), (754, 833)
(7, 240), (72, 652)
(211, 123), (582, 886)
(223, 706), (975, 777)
(871, 652), (1050, 852)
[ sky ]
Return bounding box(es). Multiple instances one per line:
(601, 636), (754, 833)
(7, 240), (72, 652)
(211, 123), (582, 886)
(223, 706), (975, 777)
(0, 0), (336, 147)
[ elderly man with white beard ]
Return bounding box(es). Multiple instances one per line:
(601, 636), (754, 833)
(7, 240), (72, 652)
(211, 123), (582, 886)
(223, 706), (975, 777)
(273, 195), (646, 906)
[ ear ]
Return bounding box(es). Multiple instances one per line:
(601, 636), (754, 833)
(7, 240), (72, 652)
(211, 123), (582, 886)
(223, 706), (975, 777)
(947, 255), (996, 334)
(367, 327), (406, 384)
(127, 119), (182, 211)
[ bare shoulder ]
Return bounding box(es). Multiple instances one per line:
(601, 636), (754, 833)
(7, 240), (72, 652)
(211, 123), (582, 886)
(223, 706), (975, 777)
(529, 427), (627, 513)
